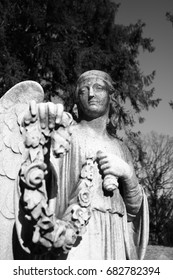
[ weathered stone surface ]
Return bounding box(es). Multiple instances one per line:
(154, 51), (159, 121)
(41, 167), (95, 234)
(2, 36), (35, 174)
(0, 72), (149, 260)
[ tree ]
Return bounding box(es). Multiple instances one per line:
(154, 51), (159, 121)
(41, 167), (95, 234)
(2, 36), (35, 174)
(127, 132), (173, 245)
(0, 0), (161, 135)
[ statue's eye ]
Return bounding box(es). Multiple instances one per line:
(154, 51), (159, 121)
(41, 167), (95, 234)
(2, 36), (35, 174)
(79, 87), (88, 95)
(93, 84), (105, 91)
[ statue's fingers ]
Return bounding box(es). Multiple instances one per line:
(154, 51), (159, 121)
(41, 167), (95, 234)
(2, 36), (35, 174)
(29, 100), (37, 117)
(96, 150), (107, 159)
(23, 110), (32, 125)
(102, 169), (112, 176)
(38, 103), (48, 129)
(100, 162), (109, 171)
(47, 102), (57, 129)
(29, 100), (38, 123)
(99, 158), (108, 165)
(62, 112), (73, 128)
(55, 103), (64, 125)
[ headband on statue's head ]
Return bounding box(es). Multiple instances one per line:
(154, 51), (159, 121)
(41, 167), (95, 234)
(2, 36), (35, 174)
(75, 70), (115, 102)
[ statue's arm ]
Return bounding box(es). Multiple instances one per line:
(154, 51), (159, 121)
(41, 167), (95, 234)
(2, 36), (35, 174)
(97, 142), (144, 220)
(118, 143), (149, 260)
(118, 143), (143, 221)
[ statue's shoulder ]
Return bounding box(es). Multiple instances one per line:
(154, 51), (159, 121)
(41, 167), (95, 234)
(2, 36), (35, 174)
(110, 136), (132, 161)
(108, 134), (124, 148)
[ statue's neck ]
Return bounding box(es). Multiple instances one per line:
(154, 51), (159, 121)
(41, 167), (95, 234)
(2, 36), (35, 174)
(79, 114), (109, 138)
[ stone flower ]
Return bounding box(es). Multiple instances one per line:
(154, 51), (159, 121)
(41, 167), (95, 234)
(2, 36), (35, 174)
(78, 187), (91, 207)
(80, 158), (94, 180)
(71, 205), (91, 230)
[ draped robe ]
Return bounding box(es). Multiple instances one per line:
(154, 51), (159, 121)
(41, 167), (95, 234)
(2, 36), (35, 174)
(49, 124), (149, 260)
(15, 123), (149, 259)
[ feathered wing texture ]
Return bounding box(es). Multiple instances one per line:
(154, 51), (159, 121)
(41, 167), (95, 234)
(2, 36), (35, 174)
(0, 81), (44, 259)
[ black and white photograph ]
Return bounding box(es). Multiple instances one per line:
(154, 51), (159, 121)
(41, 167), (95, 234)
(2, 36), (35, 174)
(0, 0), (173, 278)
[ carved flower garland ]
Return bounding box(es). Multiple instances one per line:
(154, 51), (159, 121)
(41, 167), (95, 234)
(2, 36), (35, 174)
(20, 115), (94, 255)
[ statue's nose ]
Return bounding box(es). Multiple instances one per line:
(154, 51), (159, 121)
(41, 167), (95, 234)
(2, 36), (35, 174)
(88, 86), (94, 97)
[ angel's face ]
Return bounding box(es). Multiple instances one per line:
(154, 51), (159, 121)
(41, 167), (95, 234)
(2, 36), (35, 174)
(77, 77), (110, 119)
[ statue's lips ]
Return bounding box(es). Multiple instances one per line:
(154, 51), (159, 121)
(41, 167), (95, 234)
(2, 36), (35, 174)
(88, 100), (100, 105)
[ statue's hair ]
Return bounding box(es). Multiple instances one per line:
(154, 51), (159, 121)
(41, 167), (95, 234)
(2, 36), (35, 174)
(74, 70), (115, 102)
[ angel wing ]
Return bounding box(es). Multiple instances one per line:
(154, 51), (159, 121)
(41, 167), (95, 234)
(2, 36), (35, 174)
(0, 81), (44, 259)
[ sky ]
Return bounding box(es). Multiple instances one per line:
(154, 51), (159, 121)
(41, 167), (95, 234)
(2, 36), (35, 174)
(113, 0), (173, 136)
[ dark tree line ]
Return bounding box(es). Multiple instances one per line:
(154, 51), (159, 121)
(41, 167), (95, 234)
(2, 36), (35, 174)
(0, 0), (160, 135)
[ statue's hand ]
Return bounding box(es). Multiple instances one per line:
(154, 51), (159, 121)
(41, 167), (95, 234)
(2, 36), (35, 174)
(97, 150), (132, 180)
(23, 100), (72, 158)
(23, 100), (64, 131)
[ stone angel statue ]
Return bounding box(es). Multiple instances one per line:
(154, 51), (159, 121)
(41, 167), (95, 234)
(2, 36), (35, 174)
(0, 71), (149, 260)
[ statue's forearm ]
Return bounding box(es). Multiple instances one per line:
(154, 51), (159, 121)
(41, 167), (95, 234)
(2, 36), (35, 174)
(121, 174), (143, 220)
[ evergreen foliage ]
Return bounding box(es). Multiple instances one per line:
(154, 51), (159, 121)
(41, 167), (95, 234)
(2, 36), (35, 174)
(0, 0), (161, 135)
